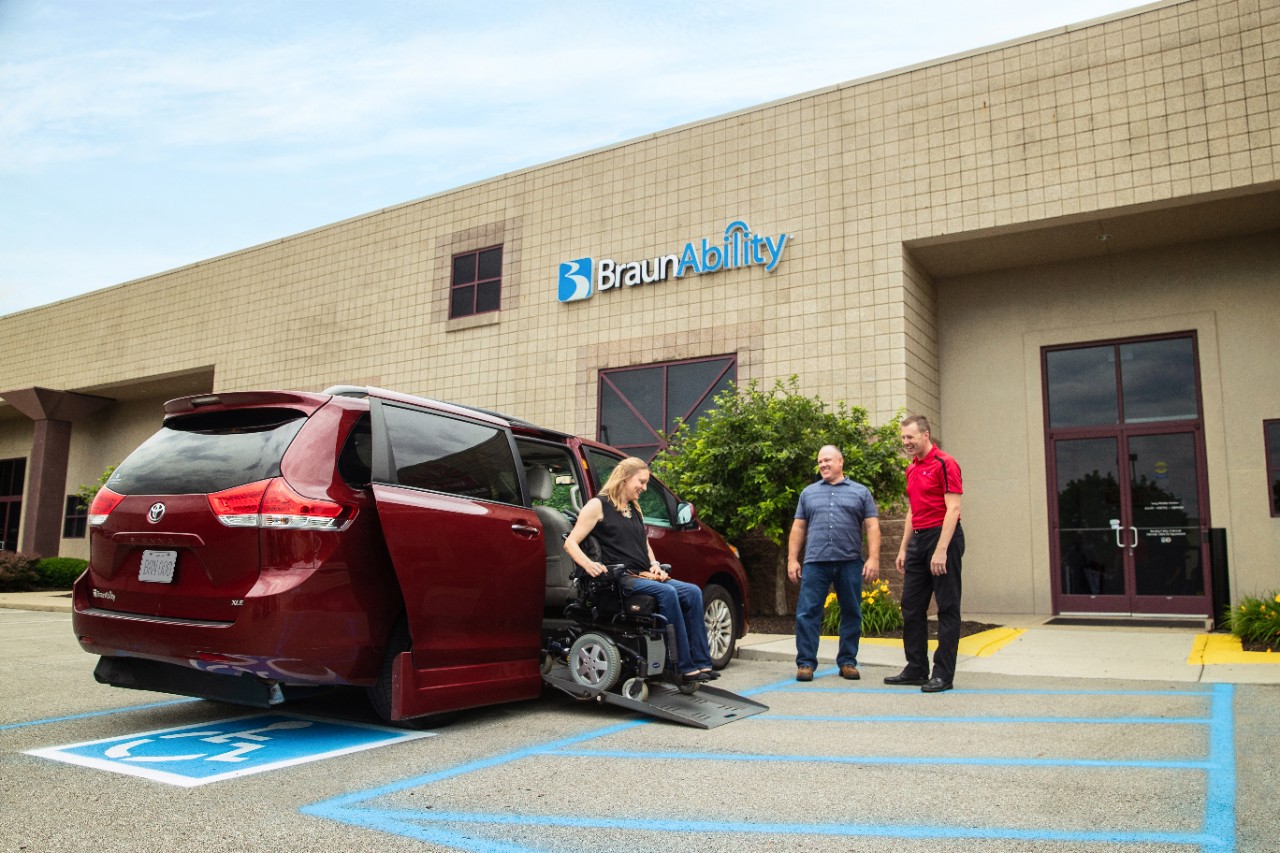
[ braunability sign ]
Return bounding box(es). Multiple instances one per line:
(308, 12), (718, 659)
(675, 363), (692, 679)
(558, 219), (789, 303)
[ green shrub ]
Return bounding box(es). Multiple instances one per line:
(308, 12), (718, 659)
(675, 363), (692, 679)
(35, 557), (88, 589)
(821, 580), (904, 636)
(1226, 591), (1280, 652)
(652, 377), (905, 546)
(0, 551), (41, 592)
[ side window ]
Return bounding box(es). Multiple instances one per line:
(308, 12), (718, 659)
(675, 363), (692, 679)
(514, 439), (582, 514)
(336, 414), (372, 488)
(582, 447), (675, 527)
(380, 405), (521, 504)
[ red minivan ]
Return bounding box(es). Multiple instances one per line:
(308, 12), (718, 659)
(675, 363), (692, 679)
(73, 386), (748, 723)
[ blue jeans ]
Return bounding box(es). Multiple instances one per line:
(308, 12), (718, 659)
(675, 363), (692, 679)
(795, 559), (864, 669)
(627, 577), (713, 673)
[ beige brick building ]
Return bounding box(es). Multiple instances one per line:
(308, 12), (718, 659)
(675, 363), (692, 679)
(2, 0), (1277, 618)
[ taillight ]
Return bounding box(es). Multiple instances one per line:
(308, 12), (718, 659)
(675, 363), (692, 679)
(88, 487), (125, 527)
(207, 478), (353, 530)
(208, 479), (272, 527)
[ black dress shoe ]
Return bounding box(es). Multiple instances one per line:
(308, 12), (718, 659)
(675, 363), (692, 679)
(921, 677), (953, 693)
(883, 671), (928, 686)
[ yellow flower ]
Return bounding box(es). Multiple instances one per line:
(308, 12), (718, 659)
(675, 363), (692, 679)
(1274, 594), (1280, 604)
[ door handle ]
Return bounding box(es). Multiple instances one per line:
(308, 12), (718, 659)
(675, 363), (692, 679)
(511, 523), (540, 538)
(1114, 526), (1126, 548)
(1129, 526), (1138, 550)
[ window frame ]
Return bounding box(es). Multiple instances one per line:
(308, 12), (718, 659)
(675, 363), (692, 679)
(449, 244), (503, 319)
(597, 354), (736, 460)
(63, 495), (88, 539)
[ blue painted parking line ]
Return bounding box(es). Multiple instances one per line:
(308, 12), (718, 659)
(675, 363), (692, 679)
(0, 698), (201, 732)
(301, 682), (1236, 852)
(27, 712), (433, 787)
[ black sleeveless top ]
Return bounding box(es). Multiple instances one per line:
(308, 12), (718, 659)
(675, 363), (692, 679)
(593, 499), (649, 572)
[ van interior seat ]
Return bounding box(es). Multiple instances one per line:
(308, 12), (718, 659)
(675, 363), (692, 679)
(527, 466), (575, 608)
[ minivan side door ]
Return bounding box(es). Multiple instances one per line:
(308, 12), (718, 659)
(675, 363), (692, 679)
(368, 397), (544, 719)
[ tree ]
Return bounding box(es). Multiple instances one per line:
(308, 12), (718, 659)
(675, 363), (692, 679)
(76, 465), (116, 510)
(651, 377), (905, 614)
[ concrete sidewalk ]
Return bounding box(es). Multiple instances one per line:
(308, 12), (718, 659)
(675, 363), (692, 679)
(6, 591), (1277, 684)
(737, 612), (1280, 685)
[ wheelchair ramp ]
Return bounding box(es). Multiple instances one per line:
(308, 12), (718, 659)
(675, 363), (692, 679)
(543, 665), (768, 729)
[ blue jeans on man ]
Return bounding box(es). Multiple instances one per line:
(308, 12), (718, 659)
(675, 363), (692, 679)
(795, 559), (864, 670)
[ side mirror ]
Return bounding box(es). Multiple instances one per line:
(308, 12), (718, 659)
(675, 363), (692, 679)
(676, 501), (696, 528)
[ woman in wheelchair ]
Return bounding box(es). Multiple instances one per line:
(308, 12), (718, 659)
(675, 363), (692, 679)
(564, 457), (717, 682)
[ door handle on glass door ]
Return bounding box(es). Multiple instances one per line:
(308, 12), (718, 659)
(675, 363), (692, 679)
(1129, 526), (1138, 550)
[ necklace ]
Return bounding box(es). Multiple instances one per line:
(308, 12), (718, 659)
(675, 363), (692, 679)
(621, 506), (633, 518)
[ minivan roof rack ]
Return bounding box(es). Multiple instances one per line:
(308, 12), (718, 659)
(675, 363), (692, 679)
(321, 384), (540, 429)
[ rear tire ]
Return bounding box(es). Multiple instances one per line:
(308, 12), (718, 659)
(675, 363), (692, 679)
(703, 584), (738, 669)
(568, 632), (622, 692)
(367, 617), (457, 729)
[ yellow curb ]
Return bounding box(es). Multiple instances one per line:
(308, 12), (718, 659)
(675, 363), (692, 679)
(958, 627), (1025, 658)
(834, 627), (1023, 658)
(1188, 633), (1280, 665)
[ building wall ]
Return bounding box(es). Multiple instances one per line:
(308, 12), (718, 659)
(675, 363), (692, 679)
(938, 231), (1280, 612)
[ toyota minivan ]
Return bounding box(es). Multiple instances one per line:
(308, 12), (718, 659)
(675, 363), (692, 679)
(72, 386), (749, 723)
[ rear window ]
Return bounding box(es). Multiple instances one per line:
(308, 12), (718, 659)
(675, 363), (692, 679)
(107, 408), (307, 495)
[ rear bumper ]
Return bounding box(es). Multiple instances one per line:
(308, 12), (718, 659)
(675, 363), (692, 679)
(71, 567), (393, 687)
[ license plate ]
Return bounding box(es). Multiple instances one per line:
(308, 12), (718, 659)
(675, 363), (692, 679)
(139, 550), (177, 583)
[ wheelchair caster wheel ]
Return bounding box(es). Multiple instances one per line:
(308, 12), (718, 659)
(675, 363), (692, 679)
(621, 677), (649, 702)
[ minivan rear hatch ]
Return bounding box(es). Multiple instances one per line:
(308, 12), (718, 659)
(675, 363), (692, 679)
(88, 398), (315, 622)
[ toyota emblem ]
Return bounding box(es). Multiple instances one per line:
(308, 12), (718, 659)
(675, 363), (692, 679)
(147, 503), (166, 524)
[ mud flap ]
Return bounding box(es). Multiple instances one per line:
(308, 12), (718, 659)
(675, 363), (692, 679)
(542, 664), (768, 729)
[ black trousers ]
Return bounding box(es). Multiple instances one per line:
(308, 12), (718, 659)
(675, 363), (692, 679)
(901, 522), (965, 683)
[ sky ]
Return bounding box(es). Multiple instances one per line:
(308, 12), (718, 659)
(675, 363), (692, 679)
(0, 0), (1153, 318)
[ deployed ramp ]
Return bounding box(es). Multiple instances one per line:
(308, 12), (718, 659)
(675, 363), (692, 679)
(543, 665), (768, 729)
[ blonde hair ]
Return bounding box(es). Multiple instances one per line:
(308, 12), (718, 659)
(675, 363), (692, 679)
(599, 457), (649, 514)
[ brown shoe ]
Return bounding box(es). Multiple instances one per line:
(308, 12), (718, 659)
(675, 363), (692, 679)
(840, 665), (861, 680)
(795, 666), (814, 682)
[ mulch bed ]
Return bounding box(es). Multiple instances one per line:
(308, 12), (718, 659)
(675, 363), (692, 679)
(748, 614), (1000, 638)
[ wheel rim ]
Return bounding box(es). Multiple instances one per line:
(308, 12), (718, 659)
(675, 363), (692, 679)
(573, 642), (610, 687)
(705, 598), (733, 660)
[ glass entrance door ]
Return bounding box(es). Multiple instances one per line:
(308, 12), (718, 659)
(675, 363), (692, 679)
(1044, 335), (1211, 615)
(1053, 431), (1207, 613)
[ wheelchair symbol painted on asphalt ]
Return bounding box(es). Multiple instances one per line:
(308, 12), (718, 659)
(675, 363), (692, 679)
(102, 719), (314, 763)
(27, 713), (433, 787)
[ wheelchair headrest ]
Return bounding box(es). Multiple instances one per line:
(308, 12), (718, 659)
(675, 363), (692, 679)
(526, 466), (554, 501)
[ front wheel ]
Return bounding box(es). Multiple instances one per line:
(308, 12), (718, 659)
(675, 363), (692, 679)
(702, 584), (739, 669)
(620, 677), (649, 702)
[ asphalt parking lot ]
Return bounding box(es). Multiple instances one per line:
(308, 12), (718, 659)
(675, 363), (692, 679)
(3, 607), (1276, 853)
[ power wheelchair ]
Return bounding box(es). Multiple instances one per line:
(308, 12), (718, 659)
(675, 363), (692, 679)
(542, 553), (707, 703)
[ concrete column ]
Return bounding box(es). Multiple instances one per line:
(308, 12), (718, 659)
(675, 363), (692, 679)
(0, 387), (113, 557)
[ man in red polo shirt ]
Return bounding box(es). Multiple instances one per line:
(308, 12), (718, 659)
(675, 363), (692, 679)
(885, 415), (965, 693)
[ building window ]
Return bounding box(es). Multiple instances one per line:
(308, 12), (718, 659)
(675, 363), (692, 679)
(0, 458), (24, 552)
(1266, 420), (1280, 518)
(450, 245), (502, 319)
(598, 355), (736, 461)
(64, 495), (88, 539)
